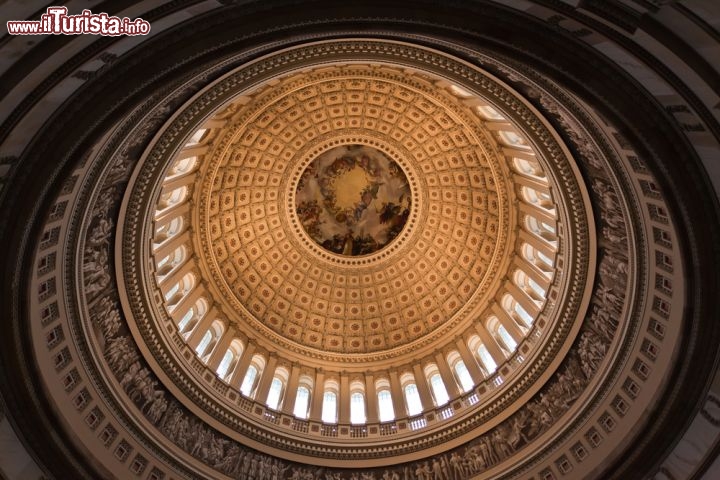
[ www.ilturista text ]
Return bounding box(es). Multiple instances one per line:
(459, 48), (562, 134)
(7, 7), (150, 36)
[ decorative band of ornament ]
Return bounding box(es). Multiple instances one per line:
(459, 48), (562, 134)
(106, 39), (599, 466)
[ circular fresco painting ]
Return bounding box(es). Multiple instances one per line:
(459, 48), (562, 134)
(295, 145), (411, 256)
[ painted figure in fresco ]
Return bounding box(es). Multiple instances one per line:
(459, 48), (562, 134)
(295, 145), (411, 256)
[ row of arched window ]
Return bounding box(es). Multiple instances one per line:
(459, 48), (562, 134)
(151, 109), (559, 425)
(225, 348), (485, 422)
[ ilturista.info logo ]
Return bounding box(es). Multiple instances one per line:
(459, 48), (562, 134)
(7, 7), (150, 36)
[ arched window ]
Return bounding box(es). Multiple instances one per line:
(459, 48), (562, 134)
(401, 373), (423, 416)
(515, 302), (534, 327)
(525, 215), (557, 243)
(196, 320), (224, 362)
(265, 367), (289, 410)
(521, 243), (554, 272)
(217, 350), (234, 379)
(429, 374), (449, 406)
(266, 379), (284, 410)
(154, 216), (184, 247)
(186, 128), (207, 146)
(488, 316), (511, 352)
(294, 386), (311, 419)
(164, 273), (195, 310)
(322, 392), (338, 423)
(454, 361), (474, 392)
(512, 157), (543, 178)
(195, 331), (212, 358)
(478, 344), (498, 374)
(321, 380), (339, 423)
(468, 332), (497, 376)
(448, 84), (472, 97)
(404, 384), (423, 416)
(240, 354), (265, 398)
(521, 187), (553, 209)
(499, 130), (530, 149)
(178, 308), (194, 333)
(157, 186), (188, 211)
(528, 277), (546, 298)
(536, 249), (555, 268)
(495, 324), (518, 353)
(424, 364), (449, 406)
(216, 339), (243, 380)
(475, 105), (504, 120)
(293, 375), (313, 419)
(156, 245), (187, 278)
(446, 352), (474, 393)
(178, 298), (208, 337)
(469, 335), (499, 375)
(168, 156), (198, 178)
(240, 366), (258, 397)
(376, 379), (395, 422)
(350, 381), (366, 424)
(503, 292), (535, 330)
(541, 220), (556, 234)
(513, 271), (546, 304)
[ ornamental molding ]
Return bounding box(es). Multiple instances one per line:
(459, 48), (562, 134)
(24, 35), (681, 479)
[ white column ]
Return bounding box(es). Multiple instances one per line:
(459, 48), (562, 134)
(153, 230), (190, 263)
(157, 251), (193, 288)
(282, 364), (302, 415)
(153, 203), (190, 239)
(518, 230), (555, 258)
(513, 257), (552, 290)
(435, 351), (461, 398)
(229, 340), (255, 388)
(168, 285), (204, 324)
(388, 370), (406, 418)
(207, 327), (235, 372)
(364, 373), (379, 423)
(186, 306), (218, 351)
(412, 363), (435, 411)
(309, 370), (326, 421)
(491, 304), (525, 345)
(161, 171), (197, 193)
(455, 337), (484, 384)
(255, 354), (278, 405)
(339, 373), (350, 423)
(506, 283), (541, 317)
(472, 323), (506, 367)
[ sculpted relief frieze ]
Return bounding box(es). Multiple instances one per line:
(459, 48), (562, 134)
(39, 39), (677, 480)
